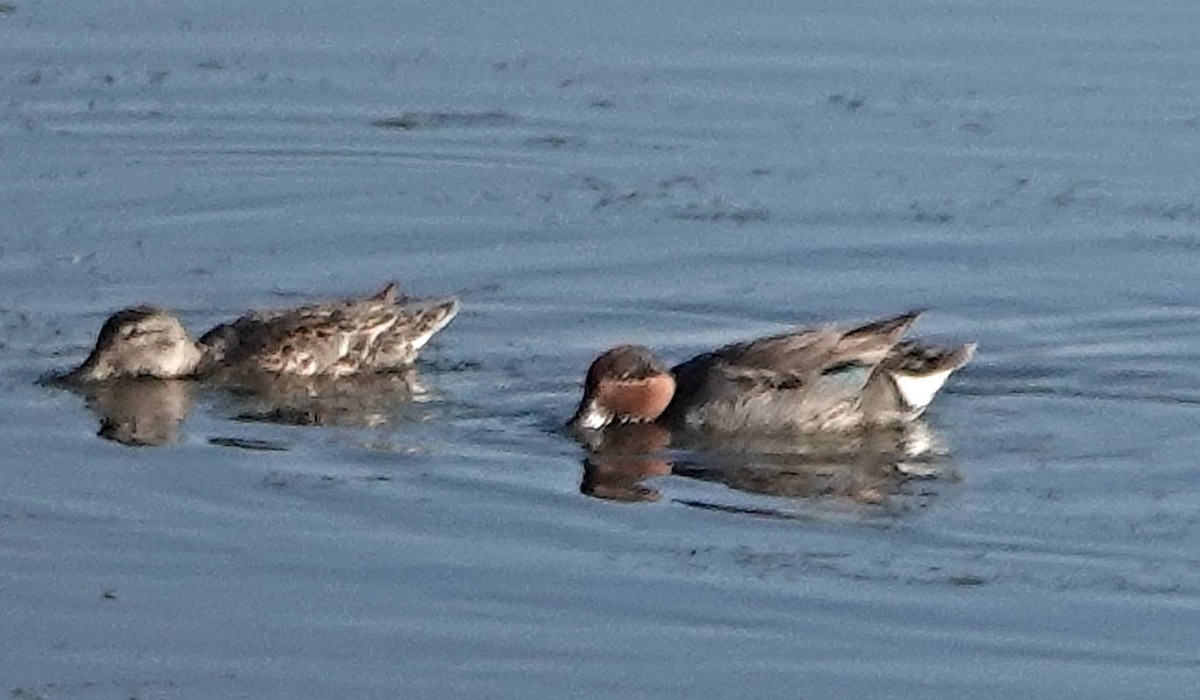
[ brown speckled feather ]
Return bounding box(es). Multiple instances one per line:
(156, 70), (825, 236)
(198, 284), (459, 378)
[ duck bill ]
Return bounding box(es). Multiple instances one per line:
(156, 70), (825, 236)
(569, 399), (613, 430)
(58, 355), (108, 384)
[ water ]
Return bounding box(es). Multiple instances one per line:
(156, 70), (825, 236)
(3, 1), (1200, 697)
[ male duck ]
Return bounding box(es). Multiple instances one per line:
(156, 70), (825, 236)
(65, 283), (459, 382)
(570, 311), (974, 434)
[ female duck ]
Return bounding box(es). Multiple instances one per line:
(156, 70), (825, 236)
(66, 283), (459, 382)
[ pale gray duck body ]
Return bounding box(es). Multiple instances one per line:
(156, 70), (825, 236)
(571, 311), (974, 434)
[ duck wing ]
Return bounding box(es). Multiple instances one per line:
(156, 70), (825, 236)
(664, 312), (922, 432)
(197, 283), (436, 378)
(677, 311), (920, 384)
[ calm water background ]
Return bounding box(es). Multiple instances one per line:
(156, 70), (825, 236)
(3, 1), (1200, 697)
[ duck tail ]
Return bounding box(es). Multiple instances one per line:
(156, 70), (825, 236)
(401, 297), (461, 351)
(858, 340), (975, 421)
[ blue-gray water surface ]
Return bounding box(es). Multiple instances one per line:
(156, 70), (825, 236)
(3, 1), (1200, 697)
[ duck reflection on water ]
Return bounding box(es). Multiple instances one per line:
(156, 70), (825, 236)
(79, 378), (195, 447)
(577, 421), (952, 506)
(68, 369), (433, 447)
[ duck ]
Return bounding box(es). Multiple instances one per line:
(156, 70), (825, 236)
(64, 283), (460, 383)
(569, 311), (974, 434)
